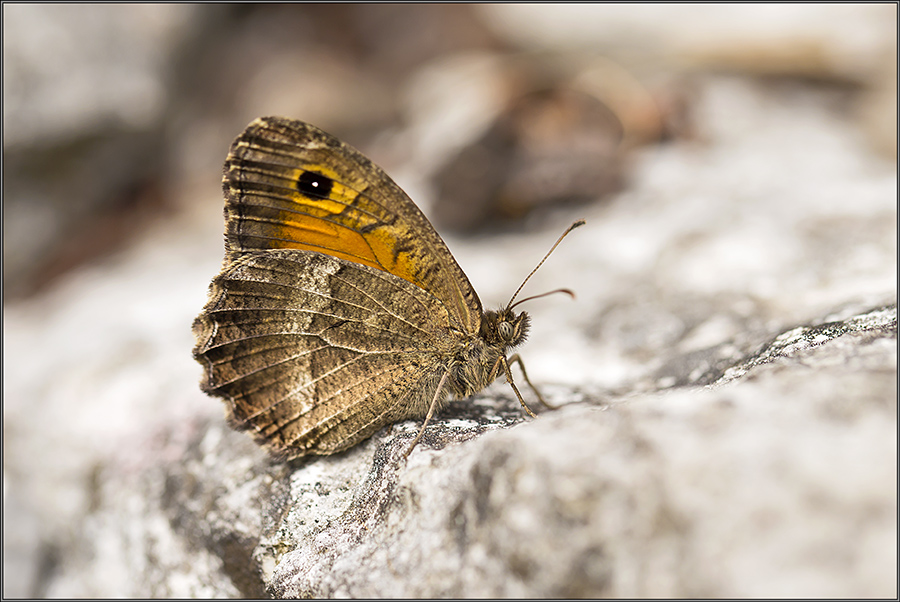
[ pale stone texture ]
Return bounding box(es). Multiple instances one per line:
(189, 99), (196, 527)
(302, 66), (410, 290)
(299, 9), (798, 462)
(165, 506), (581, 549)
(3, 5), (896, 599)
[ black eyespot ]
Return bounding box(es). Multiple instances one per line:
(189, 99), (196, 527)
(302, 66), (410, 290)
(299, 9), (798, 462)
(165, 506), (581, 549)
(297, 171), (333, 199)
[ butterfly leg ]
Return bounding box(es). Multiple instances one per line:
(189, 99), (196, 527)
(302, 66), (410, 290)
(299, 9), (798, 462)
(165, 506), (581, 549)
(498, 355), (539, 418)
(507, 353), (558, 411)
(404, 369), (451, 459)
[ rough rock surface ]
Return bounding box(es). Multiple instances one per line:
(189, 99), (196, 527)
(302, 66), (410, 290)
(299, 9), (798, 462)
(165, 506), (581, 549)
(263, 305), (897, 598)
(2, 7), (896, 598)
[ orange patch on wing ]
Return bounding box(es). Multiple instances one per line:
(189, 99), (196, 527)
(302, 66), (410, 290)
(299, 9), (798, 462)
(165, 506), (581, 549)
(261, 167), (424, 289)
(268, 211), (386, 272)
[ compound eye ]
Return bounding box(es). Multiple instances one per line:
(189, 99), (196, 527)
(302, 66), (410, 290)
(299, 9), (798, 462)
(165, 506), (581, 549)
(498, 320), (514, 341)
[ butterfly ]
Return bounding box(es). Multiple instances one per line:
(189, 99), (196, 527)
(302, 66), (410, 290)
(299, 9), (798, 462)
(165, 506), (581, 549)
(192, 117), (583, 459)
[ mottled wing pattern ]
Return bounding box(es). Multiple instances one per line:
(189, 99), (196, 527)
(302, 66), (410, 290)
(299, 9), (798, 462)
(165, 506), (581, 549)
(192, 250), (453, 457)
(223, 116), (482, 334)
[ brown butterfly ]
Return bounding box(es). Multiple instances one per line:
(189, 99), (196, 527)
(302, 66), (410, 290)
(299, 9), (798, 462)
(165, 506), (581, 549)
(192, 117), (583, 459)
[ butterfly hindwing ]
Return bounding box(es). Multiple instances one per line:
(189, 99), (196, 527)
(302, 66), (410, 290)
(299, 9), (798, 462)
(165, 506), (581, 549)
(193, 249), (455, 456)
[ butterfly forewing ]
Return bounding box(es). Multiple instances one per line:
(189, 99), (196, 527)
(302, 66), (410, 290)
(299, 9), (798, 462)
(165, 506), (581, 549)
(224, 117), (482, 334)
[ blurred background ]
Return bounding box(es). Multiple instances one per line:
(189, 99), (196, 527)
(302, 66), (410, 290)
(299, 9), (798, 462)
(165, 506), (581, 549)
(3, 4), (897, 597)
(3, 4), (896, 299)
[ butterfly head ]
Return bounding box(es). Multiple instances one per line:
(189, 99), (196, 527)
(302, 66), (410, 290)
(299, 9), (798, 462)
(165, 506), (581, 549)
(479, 220), (585, 352)
(481, 308), (531, 350)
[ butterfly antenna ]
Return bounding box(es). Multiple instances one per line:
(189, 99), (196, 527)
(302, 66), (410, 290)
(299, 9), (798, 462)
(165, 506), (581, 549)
(506, 219), (586, 309)
(509, 288), (575, 311)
